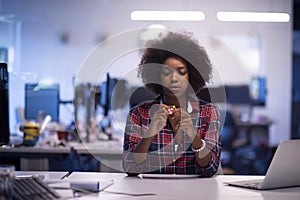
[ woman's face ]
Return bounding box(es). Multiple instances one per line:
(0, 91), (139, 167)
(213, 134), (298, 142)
(160, 57), (189, 98)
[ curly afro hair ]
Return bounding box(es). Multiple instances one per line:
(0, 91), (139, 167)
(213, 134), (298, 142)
(138, 31), (213, 95)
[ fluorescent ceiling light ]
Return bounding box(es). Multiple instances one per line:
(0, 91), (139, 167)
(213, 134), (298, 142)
(217, 11), (290, 22)
(130, 11), (205, 21)
(140, 24), (168, 41)
(147, 24), (167, 29)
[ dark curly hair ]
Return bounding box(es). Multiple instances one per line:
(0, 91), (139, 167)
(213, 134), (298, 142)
(138, 31), (213, 95)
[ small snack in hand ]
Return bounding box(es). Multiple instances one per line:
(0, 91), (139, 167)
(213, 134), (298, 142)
(168, 105), (176, 115)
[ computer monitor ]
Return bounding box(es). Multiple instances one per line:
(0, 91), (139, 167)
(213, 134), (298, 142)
(100, 73), (118, 116)
(249, 76), (266, 106)
(25, 83), (60, 121)
(225, 85), (251, 105)
(197, 86), (226, 104)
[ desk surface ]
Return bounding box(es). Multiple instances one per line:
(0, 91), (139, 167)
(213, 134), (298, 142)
(0, 146), (71, 154)
(0, 140), (123, 155)
(230, 110), (272, 128)
(68, 141), (123, 155)
(0, 141), (124, 171)
(16, 171), (300, 200)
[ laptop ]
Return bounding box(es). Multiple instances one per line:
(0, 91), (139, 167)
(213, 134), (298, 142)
(225, 139), (300, 190)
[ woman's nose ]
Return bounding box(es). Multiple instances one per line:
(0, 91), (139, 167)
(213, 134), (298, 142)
(170, 71), (179, 82)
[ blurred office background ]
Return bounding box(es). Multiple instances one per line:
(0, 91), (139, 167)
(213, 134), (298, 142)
(0, 0), (297, 174)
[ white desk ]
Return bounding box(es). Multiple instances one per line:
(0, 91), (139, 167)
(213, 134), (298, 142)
(0, 140), (123, 171)
(16, 171), (299, 200)
(0, 146), (71, 170)
(69, 140), (123, 172)
(15, 171), (68, 180)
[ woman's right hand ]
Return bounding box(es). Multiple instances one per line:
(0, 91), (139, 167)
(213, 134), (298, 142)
(146, 104), (169, 138)
(132, 104), (168, 163)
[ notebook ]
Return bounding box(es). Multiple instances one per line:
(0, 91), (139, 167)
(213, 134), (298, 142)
(225, 139), (300, 190)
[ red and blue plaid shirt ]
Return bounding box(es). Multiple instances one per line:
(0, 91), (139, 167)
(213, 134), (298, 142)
(122, 94), (221, 176)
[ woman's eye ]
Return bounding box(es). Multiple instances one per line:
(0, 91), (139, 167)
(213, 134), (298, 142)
(161, 69), (187, 76)
(178, 71), (187, 76)
(162, 70), (171, 76)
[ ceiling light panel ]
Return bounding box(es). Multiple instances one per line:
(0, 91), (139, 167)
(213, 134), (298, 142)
(130, 11), (205, 21)
(217, 11), (290, 22)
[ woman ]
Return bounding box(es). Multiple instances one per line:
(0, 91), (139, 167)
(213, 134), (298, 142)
(122, 32), (221, 176)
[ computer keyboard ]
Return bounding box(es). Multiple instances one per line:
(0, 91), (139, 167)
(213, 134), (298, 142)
(227, 179), (264, 189)
(237, 179), (263, 189)
(13, 177), (61, 200)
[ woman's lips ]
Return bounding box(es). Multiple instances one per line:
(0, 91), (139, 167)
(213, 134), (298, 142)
(169, 85), (181, 89)
(169, 86), (182, 92)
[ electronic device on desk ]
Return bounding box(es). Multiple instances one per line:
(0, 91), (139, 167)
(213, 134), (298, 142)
(25, 83), (60, 122)
(0, 63), (10, 145)
(13, 176), (61, 199)
(224, 140), (300, 190)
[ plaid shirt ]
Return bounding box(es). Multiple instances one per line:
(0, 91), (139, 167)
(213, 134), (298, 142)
(122, 94), (221, 176)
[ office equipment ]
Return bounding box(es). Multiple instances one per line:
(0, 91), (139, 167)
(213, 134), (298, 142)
(69, 179), (114, 192)
(225, 85), (251, 105)
(224, 79), (266, 106)
(0, 63), (10, 145)
(249, 76), (266, 106)
(224, 139), (300, 190)
(13, 176), (61, 200)
(25, 83), (60, 122)
(100, 73), (118, 116)
(197, 86), (226, 104)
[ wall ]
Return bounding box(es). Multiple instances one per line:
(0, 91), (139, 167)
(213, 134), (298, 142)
(0, 0), (292, 146)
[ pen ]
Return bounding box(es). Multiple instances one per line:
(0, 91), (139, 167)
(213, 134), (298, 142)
(60, 171), (72, 180)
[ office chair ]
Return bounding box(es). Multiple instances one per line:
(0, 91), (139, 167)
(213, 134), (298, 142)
(220, 111), (238, 170)
(197, 86), (241, 174)
(129, 86), (156, 108)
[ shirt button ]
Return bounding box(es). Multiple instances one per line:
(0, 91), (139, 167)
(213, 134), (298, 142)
(173, 159), (176, 162)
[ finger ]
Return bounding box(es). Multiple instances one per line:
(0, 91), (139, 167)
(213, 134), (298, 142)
(159, 104), (169, 114)
(162, 104), (177, 115)
(154, 109), (168, 120)
(161, 104), (169, 110)
(153, 107), (168, 117)
(172, 109), (181, 118)
(153, 113), (167, 122)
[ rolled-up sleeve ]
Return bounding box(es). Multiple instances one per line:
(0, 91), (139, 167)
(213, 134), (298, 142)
(122, 107), (148, 174)
(196, 104), (222, 177)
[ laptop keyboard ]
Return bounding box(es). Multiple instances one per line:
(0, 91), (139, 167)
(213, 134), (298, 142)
(229, 179), (264, 189)
(13, 177), (61, 200)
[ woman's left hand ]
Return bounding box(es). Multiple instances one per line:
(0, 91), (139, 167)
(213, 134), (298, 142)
(169, 109), (198, 141)
(180, 110), (198, 141)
